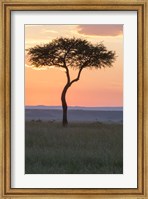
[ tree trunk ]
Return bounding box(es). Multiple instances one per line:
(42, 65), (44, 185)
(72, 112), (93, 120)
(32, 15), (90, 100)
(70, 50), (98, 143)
(61, 84), (69, 126)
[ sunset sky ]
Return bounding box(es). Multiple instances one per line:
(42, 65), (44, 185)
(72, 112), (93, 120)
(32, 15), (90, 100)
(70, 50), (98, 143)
(25, 25), (123, 107)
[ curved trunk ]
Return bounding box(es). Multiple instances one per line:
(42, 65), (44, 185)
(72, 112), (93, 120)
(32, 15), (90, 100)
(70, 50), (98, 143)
(61, 84), (70, 126)
(61, 67), (83, 126)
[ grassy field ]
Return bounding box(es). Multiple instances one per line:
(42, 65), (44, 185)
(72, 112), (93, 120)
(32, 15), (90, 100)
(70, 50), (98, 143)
(25, 121), (123, 174)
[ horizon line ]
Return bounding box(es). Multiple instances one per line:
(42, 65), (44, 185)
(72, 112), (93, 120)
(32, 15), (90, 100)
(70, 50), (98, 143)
(25, 105), (123, 107)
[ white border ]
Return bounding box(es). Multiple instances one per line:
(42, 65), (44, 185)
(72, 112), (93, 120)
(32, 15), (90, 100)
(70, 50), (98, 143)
(11, 11), (137, 188)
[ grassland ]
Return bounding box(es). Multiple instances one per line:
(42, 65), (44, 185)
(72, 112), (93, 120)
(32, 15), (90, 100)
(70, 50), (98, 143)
(25, 121), (123, 174)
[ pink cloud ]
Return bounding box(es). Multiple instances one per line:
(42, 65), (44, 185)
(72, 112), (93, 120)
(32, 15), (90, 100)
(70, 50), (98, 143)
(77, 25), (123, 36)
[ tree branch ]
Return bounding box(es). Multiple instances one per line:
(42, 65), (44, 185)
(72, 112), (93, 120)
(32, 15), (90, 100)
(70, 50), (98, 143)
(63, 60), (70, 84)
(63, 40), (77, 60)
(69, 67), (83, 86)
(69, 55), (93, 86)
(65, 67), (70, 84)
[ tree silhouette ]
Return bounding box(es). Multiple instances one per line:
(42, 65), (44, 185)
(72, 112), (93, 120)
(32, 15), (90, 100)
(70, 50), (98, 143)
(27, 37), (116, 126)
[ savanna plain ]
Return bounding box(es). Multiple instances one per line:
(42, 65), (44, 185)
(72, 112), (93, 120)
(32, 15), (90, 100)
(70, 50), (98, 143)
(25, 110), (123, 174)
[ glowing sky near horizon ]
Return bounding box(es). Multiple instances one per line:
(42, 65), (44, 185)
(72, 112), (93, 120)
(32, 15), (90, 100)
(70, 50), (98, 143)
(25, 25), (123, 107)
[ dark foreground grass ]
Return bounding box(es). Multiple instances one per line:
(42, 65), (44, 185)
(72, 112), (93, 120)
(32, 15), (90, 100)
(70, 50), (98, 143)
(25, 121), (123, 174)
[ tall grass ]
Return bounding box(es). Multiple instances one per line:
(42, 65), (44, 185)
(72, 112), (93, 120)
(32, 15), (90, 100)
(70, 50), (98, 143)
(25, 121), (123, 174)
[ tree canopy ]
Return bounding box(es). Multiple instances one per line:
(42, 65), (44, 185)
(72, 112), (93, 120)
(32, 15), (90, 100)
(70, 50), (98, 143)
(27, 37), (116, 71)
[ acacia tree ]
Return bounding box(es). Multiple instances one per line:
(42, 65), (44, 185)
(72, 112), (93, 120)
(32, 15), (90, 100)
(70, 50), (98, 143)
(27, 37), (116, 126)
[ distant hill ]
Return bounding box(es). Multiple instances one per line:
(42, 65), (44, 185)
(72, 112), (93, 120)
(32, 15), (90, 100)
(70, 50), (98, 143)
(25, 105), (123, 111)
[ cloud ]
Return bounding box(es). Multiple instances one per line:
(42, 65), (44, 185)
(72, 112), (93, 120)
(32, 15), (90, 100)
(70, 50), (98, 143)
(42, 30), (58, 34)
(77, 25), (123, 36)
(25, 63), (55, 70)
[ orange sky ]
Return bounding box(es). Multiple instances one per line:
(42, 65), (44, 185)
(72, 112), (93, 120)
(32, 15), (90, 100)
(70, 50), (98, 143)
(25, 25), (123, 107)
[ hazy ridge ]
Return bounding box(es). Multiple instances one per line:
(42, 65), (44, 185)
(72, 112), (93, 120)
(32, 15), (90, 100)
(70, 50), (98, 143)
(25, 105), (123, 111)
